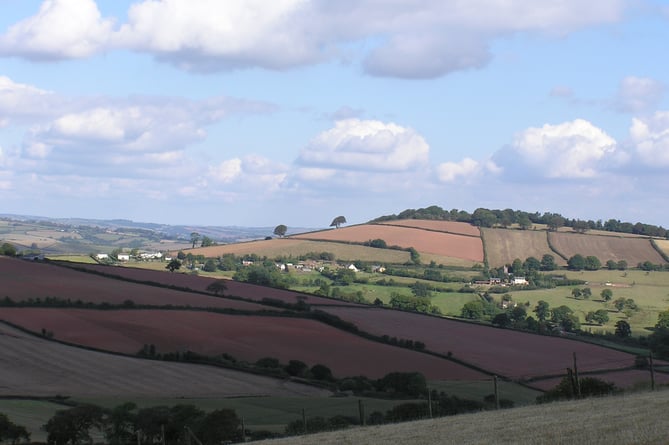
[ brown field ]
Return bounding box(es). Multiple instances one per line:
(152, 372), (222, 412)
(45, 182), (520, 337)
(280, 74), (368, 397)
(291, 225), (484, 262)
(376, 220), (481, 237)
(548, 232), (667, 265)
(0, 308), (489, 381)
(60, 262), (363, 307)
(481, 228), (564, 267)
(0, 322), (328, 398)
(185, 238), (411, 263)
(0, 257), (269, 311)
(319, 307), (646, 386)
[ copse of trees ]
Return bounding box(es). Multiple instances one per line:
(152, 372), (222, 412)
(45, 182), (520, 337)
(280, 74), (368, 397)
(0, 242), (17, 256)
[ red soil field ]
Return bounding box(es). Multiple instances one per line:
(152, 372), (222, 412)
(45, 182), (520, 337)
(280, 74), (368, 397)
(0, 323), (328, 398)
(319, 307), (646, 386)
(61, 262), (363, 307)
(376, 220), (481, 237)
(0, 257), (267, 311)
(548, 232), (667, 265)
(0, 308), (489, 381)
(291, 224), (484, 262)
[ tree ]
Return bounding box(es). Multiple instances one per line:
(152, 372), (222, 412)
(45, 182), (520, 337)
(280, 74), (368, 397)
(615, 320), (631, 338)
(0, 413), (30, 444)
(190, 232), (200, 248)
(310, 364), (334, 381)
(285, 360), (308, 377)
(165, 259), (181, 272)
(600, 288), (613, 301)
(330, 216), (347, 228)
(571, 288), (582, 299)
(196, 409), (242, 444)
(584, 256), (601, 270)
(540, 254), (556, 271)
(202, 259), (216, 272)
(273, 224), (288, 237)
(585, 309), (609, 325)
(44, 405), (105, 445)
(200, 236), (214, 247)
(567, 254), (586, 271)
(534, 300), (550, 321)
(0, 243), (17, 256)
(206, 279), (228, 296)
(104, 402), (137, 445)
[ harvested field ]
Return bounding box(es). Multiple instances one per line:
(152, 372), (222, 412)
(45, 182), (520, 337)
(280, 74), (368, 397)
(0, 308), (489, 381)
(654, 239), (669, 258)
(548, 232), (667, 265)
(319, 307), (643, 386)
(61, 262), (363, 307)
(0, 323), (328, 398)
(0, 257), (268, 311)
(481, 228), (564, 267)
(185, 238), (410, 263)
(376, 220), (481, 237)
(291, 225), (484, 262)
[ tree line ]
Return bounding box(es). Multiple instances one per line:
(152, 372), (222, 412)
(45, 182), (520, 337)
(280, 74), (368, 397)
(372, 205), (668, 237)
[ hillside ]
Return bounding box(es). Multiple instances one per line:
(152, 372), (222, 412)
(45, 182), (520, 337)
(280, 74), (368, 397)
(250, 388), (669, 445)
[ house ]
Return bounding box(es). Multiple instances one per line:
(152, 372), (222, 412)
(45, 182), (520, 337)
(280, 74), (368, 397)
(117, 254), (130, 261)
(513, 277), (528, 285)
(347, 264), (359, 272)
(95, 253), (109, 260)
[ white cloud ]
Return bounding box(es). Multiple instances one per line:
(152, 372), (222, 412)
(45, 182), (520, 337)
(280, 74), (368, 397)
(494, 119), (618, 179)
(298, 119), (429, 172)
(0, 0), (628, 77)
(613, 76), (664, 113)
(630, 111), (669, 166)
(209, 158), (243, 183)
(0, 0), (114, 60)
(0, 76), (60, 122)
(436, 158), (482, 183)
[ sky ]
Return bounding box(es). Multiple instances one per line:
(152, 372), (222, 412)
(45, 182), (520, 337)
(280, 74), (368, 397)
(0, 0), (668, 229)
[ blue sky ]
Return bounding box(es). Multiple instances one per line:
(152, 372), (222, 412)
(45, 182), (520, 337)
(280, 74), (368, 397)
(0, 0), (668, 228)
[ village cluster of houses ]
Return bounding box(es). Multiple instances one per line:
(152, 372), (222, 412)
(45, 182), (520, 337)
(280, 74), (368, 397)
(95, 252), (169, 262)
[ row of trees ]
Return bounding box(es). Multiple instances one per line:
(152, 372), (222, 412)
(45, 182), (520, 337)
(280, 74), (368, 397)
(372, 205), (668, 237)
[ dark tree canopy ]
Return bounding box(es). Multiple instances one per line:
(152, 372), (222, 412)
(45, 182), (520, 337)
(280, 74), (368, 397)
(330, 216), (347, 228)
(273, 224), (288, 237)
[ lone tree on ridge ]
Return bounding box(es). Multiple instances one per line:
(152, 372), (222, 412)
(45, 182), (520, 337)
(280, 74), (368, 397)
(273, 224), (288, 237)
(330, 216), (347, 229)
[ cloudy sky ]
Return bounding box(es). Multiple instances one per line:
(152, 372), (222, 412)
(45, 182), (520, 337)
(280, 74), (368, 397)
(1, 0), (668, 228)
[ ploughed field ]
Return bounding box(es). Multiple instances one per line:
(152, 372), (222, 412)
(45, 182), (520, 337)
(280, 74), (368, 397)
(0, 308), (487, 381)
(291, 224), (484, 262)
(375, 220), (482, 237)
(319, 306), (665, 388)
(0, 323), (329, 398)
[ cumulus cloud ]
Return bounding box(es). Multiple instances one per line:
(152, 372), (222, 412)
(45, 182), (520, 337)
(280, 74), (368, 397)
(630, 111), (669, 167)
(298, 119), (429, 172)
(436, 158), (482, 183)
(0, 76), (62, 122)
(208, 155), (287, 193)
(613, 76), (664, 113)
(493, 119), (618, 179)
(0, 0), (113, 60)
(0, 0), (628, 77)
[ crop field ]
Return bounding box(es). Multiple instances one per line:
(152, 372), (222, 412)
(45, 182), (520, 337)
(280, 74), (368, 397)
(0, 323), (328, 398)
(653, 239), (669, 257)
(548, 232), (666, 265)
(481, 228), (563, 267)
(291, 224), (484, 262)
(0, 308), (489, 381)
(375, 220), (481, 236)
(318, 307), (656, 387)
(185, 238), (411, 263)
(0, 257), (269, 311)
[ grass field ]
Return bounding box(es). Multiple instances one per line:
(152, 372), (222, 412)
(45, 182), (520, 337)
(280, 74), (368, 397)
(0, 399), (67, 443)
(248, 387), (669, 445)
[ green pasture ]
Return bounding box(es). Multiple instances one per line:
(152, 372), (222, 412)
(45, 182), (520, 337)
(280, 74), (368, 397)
(71, 396), (422, 433)
(46, 254), (98, 264)
(0, 399), (69, 443)
(427, 380), (542, 406)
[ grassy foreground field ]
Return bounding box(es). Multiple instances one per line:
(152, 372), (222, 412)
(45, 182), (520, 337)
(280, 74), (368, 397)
(249, 388), (669, 445)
